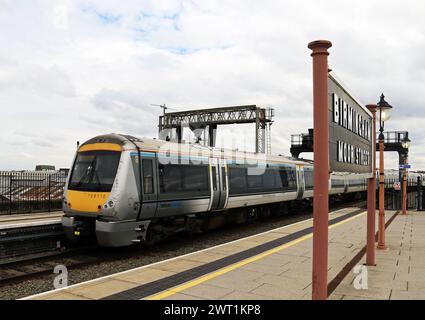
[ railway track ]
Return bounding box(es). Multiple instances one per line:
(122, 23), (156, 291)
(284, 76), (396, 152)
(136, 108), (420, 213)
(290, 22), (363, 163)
(0, 223), (65, 265)
(0, 200), (366, 292)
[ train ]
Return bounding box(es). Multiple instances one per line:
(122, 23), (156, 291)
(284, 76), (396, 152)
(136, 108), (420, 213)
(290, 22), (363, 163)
(61, 133), (423, 247)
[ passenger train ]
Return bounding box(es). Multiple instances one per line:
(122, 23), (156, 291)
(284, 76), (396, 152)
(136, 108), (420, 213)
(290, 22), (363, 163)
(62, 134), (422, 247)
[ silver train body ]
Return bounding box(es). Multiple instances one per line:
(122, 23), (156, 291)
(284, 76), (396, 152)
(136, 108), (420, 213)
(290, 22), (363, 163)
(61, 134), (423, 247)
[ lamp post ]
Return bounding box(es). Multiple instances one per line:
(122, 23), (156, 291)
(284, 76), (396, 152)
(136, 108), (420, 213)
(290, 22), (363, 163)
(377, 93), (392, 250)
(401, 136), (411, 215)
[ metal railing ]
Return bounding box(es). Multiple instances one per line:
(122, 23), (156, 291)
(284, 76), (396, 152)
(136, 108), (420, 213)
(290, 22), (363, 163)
(377, 131), (408, 144)
(0, 171), (67, 215)
(291, 133), (313, 146)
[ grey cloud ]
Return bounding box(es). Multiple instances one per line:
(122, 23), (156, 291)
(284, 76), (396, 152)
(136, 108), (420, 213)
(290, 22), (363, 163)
(31, 139), (54, 148)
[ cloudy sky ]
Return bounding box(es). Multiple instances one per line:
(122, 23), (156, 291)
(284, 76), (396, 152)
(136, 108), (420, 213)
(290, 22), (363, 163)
(0, 0), (424, 171)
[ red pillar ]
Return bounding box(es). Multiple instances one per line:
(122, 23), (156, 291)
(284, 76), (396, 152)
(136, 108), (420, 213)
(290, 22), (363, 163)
(308, 40), (332, 300)
(366, 105), (377, 266)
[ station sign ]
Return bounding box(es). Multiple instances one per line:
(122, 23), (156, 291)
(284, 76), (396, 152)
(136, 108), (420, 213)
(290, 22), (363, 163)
(399, 164), (411, 169)
(328, 73), (373, 176)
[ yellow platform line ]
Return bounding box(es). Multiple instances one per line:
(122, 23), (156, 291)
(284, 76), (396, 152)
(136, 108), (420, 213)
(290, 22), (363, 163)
(146, 211), (366, 300)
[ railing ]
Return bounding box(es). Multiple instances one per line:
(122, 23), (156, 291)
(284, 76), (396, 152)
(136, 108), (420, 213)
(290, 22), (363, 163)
(0, 171), (67, 215)
(377, 131), (408, 144)
(291, 133), (313, 146)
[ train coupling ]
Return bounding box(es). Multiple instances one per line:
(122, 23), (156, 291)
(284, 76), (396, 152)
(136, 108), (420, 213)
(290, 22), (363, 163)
(62, 216), (95, 242)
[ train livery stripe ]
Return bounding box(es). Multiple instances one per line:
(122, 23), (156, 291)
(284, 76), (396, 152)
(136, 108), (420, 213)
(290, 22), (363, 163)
(127, 148), (301, 166)
(100, 208), (365, 300)
(79, 143), (122, 152)
(129, 151), (298, 168)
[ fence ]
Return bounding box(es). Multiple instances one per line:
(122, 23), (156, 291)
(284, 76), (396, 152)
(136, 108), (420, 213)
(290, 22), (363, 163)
(385, 181), (423, 211)
(0, 171), (67, 215)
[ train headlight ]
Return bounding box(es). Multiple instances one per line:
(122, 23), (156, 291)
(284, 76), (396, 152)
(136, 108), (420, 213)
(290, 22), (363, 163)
(108, 201), (114, 207)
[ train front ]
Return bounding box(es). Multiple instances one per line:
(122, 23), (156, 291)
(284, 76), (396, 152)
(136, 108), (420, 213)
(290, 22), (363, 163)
(62, 134), (146, 247)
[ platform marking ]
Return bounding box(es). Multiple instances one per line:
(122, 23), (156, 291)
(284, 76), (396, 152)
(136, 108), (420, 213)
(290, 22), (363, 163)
(146, 211), (366, 300)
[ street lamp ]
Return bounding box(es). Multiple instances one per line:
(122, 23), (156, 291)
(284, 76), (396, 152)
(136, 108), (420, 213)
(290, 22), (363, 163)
(377, 94), (393, 135)
(376, 93), (393, 250)
(402, 136), (411, 149)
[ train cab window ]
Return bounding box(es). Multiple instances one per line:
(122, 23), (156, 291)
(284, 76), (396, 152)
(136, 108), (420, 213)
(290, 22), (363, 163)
(69, 150), (120, 192)
(142, 159), (154, 194)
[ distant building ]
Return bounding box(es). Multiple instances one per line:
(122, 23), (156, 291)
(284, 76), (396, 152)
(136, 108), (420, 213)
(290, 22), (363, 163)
(59, 168), (70, 176)
(35, 165), (56, 171)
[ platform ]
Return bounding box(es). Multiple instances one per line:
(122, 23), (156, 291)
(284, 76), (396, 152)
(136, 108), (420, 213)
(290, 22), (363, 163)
(22, 206), (375, 300)
(329, 210), (425, 300)
(0, 211), (63, 230)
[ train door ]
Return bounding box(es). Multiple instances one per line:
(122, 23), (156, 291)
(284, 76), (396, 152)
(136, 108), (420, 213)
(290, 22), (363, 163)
(296, 165), (305, 200)
(139, 153), (158, 219)
(217, 158), (229, 210)
(208, 158), (220, 211)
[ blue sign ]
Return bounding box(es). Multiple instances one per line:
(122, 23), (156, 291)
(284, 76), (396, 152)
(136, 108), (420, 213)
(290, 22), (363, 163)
(399, 164), (411, 169)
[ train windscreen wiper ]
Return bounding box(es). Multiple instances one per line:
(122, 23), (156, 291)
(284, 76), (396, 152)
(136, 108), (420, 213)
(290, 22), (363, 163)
(75, 158), (97, 188)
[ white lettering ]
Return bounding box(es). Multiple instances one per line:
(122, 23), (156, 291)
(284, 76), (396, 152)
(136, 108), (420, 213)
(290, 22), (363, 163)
(333, 93), (340, 124)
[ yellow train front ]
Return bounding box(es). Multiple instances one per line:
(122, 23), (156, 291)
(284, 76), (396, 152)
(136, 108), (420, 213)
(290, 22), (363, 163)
(62, 134), (152, 247)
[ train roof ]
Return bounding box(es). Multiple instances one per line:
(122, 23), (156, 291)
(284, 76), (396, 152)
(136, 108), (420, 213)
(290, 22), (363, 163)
(80, 133), (310, 166)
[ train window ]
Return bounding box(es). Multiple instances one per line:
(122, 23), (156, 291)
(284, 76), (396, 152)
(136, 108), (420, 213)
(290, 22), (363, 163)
(159, 164), (209, 194)
(279, 168), (288, 187)
(183, 166), (209, 192)
(228, 165), (297, 195)
(349, 179), (364, 186)
(279, 167), (297, 190)
(142, 159), (154, 194)
(229, 167), (247, 194)
(263, 168), (278, 190)
(159, 164), (182, 193)
(332, 179), (345, 187)
(304, 169), (314, 189)
(222, 168), (227, 190)
(247, 172), (262, 189)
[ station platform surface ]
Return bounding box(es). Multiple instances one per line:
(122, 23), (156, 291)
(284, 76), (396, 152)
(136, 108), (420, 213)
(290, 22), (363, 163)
(24, 207), (423, 300)
(329, 210), (425, 300)
(0, 211), (63, 229)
